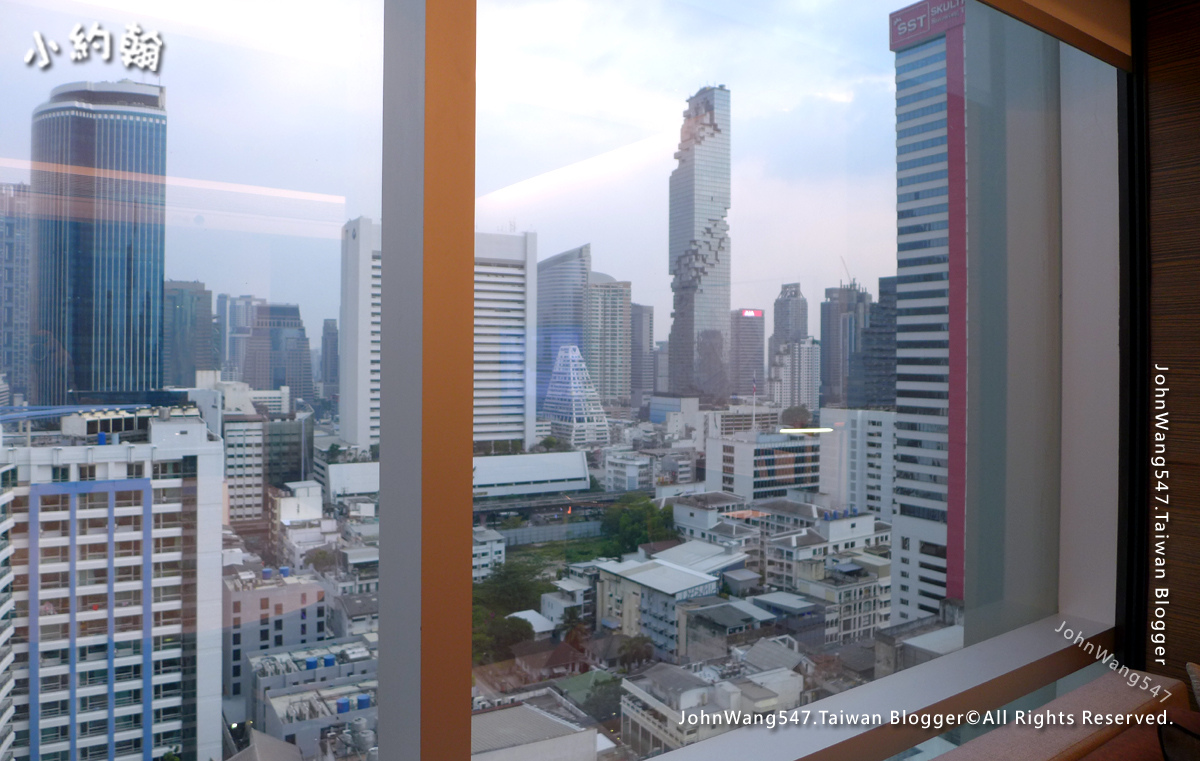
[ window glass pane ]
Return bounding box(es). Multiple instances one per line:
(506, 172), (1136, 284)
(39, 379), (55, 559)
(472, 0), (1118, 758)
(1, 1), (382, 759)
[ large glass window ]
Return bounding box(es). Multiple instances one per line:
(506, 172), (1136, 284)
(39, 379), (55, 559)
(469, 1), (1121, 759)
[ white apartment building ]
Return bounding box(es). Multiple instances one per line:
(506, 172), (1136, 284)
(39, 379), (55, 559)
(474, 232), (538, 450)
(705, 432), (820, 501)
(604, 451), (653, 492)
(472, 527), (506, 581)
(583, 273), (632, 405)
(340, 217), (383, 450)
(2, 407), (223, 761)
(768, 337), (820, 414)
(818, 408), (898, 520)
(190, 377), (267, 522)
(594, 558), (718, 657)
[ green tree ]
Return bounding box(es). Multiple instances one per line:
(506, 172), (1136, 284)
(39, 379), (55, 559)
(618, 634), (655, 669)
(781, 405), (812, 428)
(473, 559), (553, 617)
(303, 548), (337, 574)
(499, 515), (524, 530)
(559, 606), (590, 651)
(472, 607), (535, 664)
(581, 676), (623, 722)
(600, 494), (675, 555)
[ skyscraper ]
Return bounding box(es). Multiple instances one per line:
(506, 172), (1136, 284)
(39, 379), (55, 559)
(217, 293), (267, 381)
(848, 276), (898, 409)
(474, 231), (538, 450)
(339, 217), (382, 449)
(668, 85), (732, 401)
(243, 304), (314, 409)
(583, 273), (631, 405)
(30, 81), (167, 405)
(544, 345), (609, 448)
(729, 308), (765, 397)
(819, 281), (872, 407)
(321, 318), (340, 399)
(769, 283), (808, 363)
(162, 280), (217, 388)
(768, 336), (820, 415)
(630, 304), (655, 401)
(0, 183), (31, 399)
(537, 244), (590, 410)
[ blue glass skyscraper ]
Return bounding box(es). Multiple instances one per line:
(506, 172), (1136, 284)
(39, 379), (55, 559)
(668, 85), (732, 400)
(30, 81), (167, 405)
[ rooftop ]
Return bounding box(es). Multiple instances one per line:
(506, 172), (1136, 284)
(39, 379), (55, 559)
(336, 593), (380, 619)
(666, 492), (745, 510)
(267, 677), (378, 724)
(903, 624), (965, 656)
(652, 540), (749, 574)
(470, 703), (587, 755)
(749, 591), (822, 615)
(596, 558), (718, 596)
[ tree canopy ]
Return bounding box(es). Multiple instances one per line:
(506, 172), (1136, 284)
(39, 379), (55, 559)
(781, 405), (812, 428)
(599, 494), (674, 556)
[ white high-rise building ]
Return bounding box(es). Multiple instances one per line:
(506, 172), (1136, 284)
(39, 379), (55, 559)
(474, 232), (538, 450)
(668, 85), (732, 400)
(583, 273), (631, 406)
(769, 337), (820, 415)
(704, 431), (819, 501)
(2, 406), (224, 761)
(818, 408), (897, 521)
(340, 217), (383, 450)
(544, 346), (609, 448)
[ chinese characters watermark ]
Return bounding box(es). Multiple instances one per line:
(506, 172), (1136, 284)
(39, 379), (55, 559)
(25, 23), (163, 72)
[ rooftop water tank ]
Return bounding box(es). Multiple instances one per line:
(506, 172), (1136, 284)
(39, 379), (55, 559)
(336, 697), (350, 714)
(262, 568), (273, 580)
(280, 566), (290, 577)
(357, 694), (371, 710)
(323, 654), (336, 667)
(306, 657), (318, 670)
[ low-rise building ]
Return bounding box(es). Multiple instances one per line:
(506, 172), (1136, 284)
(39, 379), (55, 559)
(507, 609), (556, 641)
(259, 675), (377, 758)
(331, 593), (380, 638)
(705, 431), (820, 500)
(473, 526), (507, 581)
(540, 577), (590, 626)
(471, 703), (598, 761)
(604, 451), (654, 492)
(247, 635), (378, 729)
(620, 663), (804, 756)
(472, 451), (590, 499)
(594, 558), (719, 657)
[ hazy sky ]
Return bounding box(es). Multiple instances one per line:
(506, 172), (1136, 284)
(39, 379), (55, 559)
(476, 0), (903, 341)
(2, 0), (902, 347)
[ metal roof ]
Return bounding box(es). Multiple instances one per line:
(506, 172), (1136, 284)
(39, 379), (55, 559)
(472, 451), (588, 486)
(470, 703), (586, 755)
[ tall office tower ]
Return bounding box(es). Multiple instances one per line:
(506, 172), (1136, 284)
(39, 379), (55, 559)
(630, 304), (655, 400)
(819, 281), (872, 407)
(583, 273), (631, 405)
(0, 183), (31, 398)
(848, 276), (898, 409)
(474, 232), (538, 450)
(653, 340), (670, 393)
(668, 85), (732, 401)
(217, 294), (267, 380)
(768, 336), (820, 414)
(729, 308), (765, 397)
(243, 304), (314, 410)
(321, 318), (339, 399)
(5, 406), (223, 761)
(537, 244), (590, 409)
(30, 81), (167, 405)
(768, 283), (808, 364)
(0, 374), (9, 406)
(340, 217), (382, 450)
(162, 280), (217, 388)
(544, 345), (610, 448)
(888, 1), (1067, 623)
(819, 407), (897, 520)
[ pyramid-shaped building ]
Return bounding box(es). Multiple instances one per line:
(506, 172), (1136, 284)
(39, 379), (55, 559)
(544, 345), (610, 448)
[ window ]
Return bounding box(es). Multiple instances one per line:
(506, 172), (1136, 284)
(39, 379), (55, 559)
(231, 633), (240, 646)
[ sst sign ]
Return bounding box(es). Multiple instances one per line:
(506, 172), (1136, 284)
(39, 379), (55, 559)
(889, 0), (966, 51)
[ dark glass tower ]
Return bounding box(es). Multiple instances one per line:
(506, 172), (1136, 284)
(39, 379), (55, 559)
(162, 280), (217, 387)
(847, 276), (897, 408)
(30, 81), (167, 405)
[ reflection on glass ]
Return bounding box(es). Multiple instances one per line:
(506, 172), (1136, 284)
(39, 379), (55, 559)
(1, 1), (382, 759)
(472, 0), (1117, 758)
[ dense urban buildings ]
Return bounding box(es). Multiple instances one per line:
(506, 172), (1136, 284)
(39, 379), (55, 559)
(339, 217), (383, 449)
(0, 183), (31, 399)
(769, 283), (809, 363)
(3, 406), (223, 761)
(847, 276), (898, 409)
(30, 81), (168, 405)
(819, 407), (898, 520)
(162, 280), (217, 388)
(819, 281), (872, 408)
(474, 231), (538, 451)
(630, 303), (655, 402)
(242, 304), (315, 411)
(583, 273), (632, 405)
(537, 244), (590, 410)
(668, 85), (732, 402)
(729, 308), (765, 397)
(217, 294), (266, 382)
